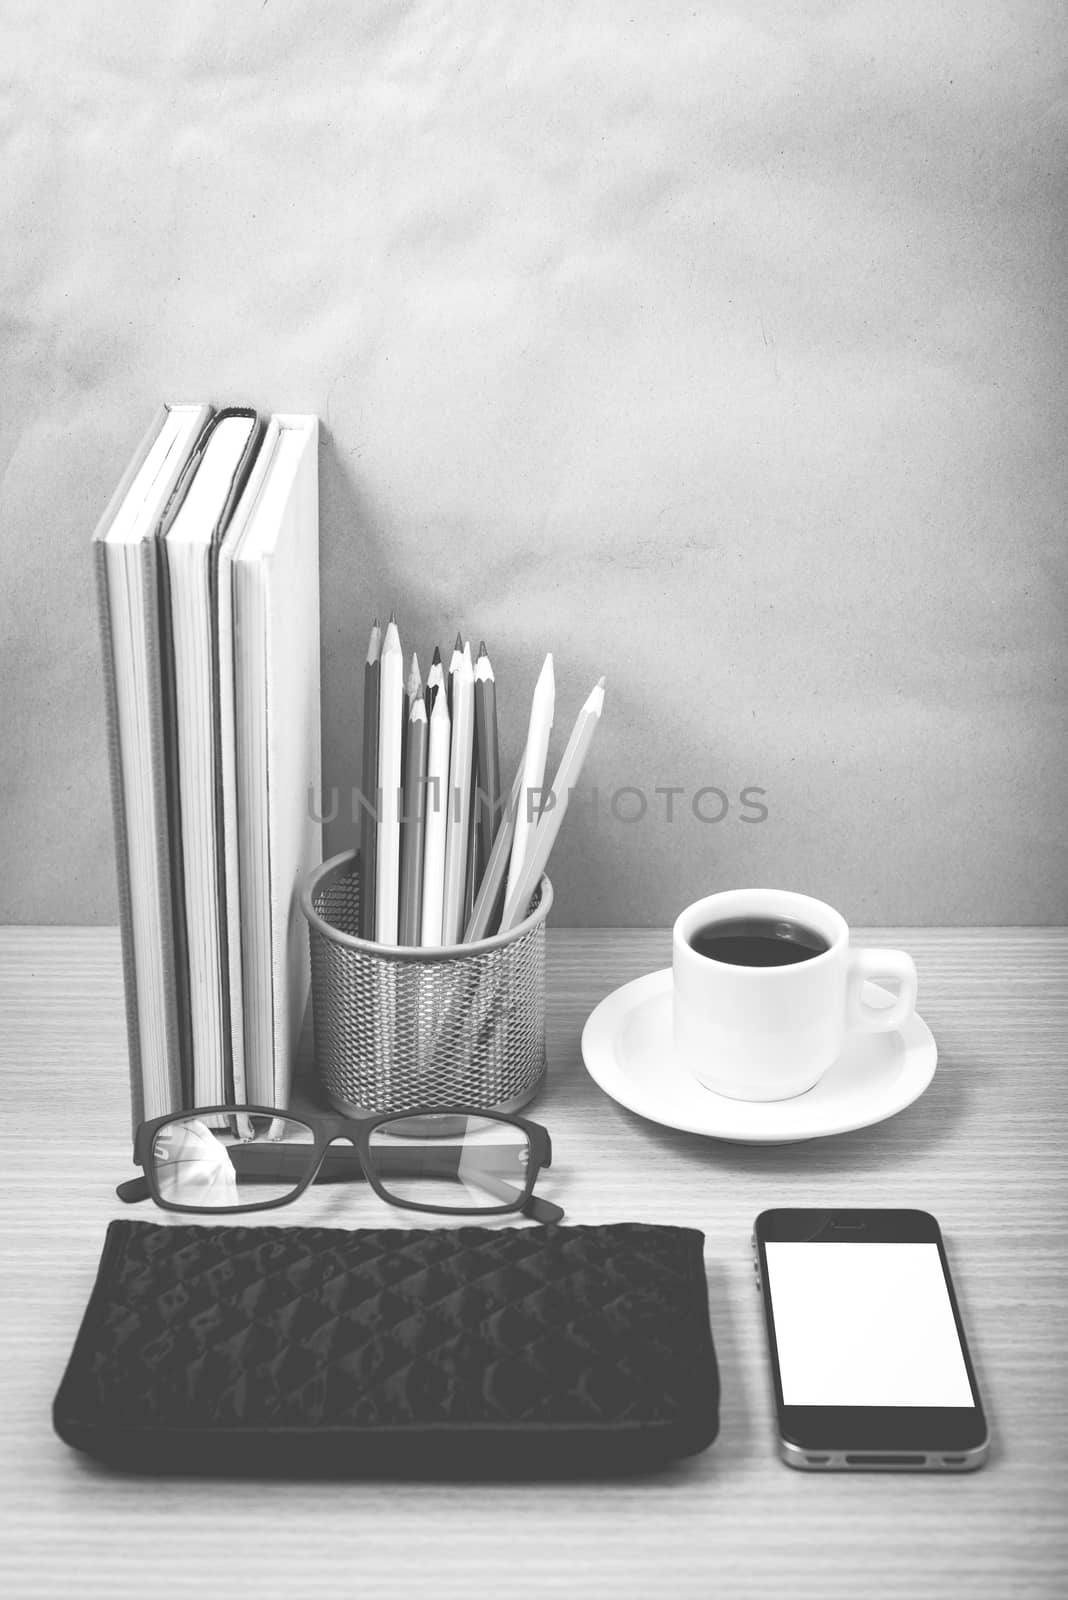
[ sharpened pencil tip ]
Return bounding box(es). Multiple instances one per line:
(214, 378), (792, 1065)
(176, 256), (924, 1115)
(454, 630), (463, 651)
(478, 640), (487, 658)
(597, 675), (606, 689)
(389, 610), (397, 624)
(431, 645), (442, 665)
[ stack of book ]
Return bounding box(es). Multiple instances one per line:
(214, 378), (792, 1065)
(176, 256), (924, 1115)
(92, 404), (321, 1130)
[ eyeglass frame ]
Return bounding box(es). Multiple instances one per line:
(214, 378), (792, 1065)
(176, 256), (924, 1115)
(116, 1104), (563, 1223)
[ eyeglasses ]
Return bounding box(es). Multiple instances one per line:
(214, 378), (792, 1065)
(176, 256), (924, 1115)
(116, 1105), (563, 1223)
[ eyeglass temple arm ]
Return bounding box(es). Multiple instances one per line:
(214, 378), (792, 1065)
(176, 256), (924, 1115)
(121, 1143), (524, 1183)
(435, 1163), (563, 1224)
(115, 1143), (344, 1202)
(115, 1144), (363, 1203)
(522, 1194), (565, 1224)
(116, 1177), (150, 1203)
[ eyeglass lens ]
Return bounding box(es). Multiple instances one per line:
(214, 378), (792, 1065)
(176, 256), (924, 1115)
(366, 1114), (532, 1212)
(150, 1113), (316, 1208)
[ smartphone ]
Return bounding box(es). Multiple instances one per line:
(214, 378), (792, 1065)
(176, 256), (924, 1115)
(753, 1209), (988, 1471)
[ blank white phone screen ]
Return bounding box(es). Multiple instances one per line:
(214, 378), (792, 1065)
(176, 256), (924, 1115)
(764, 1241), (975, 1407)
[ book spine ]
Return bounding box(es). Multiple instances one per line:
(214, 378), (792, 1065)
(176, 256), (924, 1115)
(208, 411), (265, 1103)
(92, 543), (147, 1139)
(149, 538), (195, 1110)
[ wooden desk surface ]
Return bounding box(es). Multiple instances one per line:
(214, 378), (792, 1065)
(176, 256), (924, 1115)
(1, 927), (1066, 1600)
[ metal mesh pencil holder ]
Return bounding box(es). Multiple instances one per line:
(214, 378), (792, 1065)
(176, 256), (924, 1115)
(302, 850), (552, 1116)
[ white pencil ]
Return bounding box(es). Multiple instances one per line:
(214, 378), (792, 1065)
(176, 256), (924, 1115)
(374, 615), (404, 944)
(500, 676), (605, 931)
(464, 764), (523, 942)
(420, 687), (451, 945)
(472, 641), (501, 900)
(446, 630), (463, 713)
(504, 652), (555, 908)
(441, 641), (475, 944)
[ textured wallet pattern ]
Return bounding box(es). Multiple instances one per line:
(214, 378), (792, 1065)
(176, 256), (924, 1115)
(54, 1220), (718, 1476)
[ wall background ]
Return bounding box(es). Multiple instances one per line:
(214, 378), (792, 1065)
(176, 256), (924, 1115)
(1, 1), (1065, 927)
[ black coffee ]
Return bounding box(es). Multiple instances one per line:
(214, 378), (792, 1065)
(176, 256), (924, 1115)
(688, 916), (829, 967)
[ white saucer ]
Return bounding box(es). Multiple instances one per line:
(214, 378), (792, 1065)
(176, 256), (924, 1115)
(580, 968), (937, 1144)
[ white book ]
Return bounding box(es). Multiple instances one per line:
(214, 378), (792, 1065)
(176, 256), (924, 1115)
(218, 416), (321, 1107)
(93, 402), (212, 1125)
(162, 411), (261, 1110)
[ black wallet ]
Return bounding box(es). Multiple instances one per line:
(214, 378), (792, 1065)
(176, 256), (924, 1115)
(53, 1220), (719, 1477)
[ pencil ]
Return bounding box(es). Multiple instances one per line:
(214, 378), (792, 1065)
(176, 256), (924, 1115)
(420, 687), (451, 945)
(425, 644), (445, 714)
(374, 615), (404, 944)
(504, 652), (555, 910)
(465, 727), (480, 927)
(403, 651), (421, 855)
(441, 640), (475, 944)
(446, 630), (463, 714)
(398, 689), (428, 946)
(473, 640), (501, 898)
(406, 650), (422, 710)
(358, 618), (381, 939)
(500, 676), (605, 931)
(464, 765), (523, 942)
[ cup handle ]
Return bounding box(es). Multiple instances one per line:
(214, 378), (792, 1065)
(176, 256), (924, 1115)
(845, 948), (918, 1034)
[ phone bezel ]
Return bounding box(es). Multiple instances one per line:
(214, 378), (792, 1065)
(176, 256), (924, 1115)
(753, 1208), (988, 1456)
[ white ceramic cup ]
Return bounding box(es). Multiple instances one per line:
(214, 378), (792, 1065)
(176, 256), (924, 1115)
(672, 889), (918, 1102)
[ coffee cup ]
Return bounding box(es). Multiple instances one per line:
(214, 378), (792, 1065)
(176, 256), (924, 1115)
(672, 889), (918, 1101)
